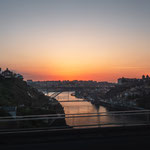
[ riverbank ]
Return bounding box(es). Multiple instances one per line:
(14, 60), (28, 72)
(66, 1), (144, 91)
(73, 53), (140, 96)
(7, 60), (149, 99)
(75, 91), (144, 111)
(0, 77), (67, 128)
(90, 99), (144, 111)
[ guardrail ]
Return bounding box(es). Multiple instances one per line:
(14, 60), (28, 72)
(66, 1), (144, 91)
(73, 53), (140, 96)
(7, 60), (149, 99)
(0, 110), (150, 134)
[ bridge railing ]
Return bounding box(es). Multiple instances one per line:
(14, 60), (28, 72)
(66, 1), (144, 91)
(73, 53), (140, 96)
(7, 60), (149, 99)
(0, 110), (150, 133)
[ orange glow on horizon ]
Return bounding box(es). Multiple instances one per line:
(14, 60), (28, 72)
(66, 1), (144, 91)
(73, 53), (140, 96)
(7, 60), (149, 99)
(1, 1), (150, 83)
(14, 66), (148, 82)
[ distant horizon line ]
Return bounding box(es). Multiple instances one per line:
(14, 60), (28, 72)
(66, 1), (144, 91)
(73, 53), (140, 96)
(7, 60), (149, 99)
(26, 79), (116, 83)
(1, 67), (149, 83)
(26, 75), (149, 83)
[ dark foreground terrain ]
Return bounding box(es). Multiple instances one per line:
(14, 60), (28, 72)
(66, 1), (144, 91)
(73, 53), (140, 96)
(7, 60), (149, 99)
(1, 125), (150, 150)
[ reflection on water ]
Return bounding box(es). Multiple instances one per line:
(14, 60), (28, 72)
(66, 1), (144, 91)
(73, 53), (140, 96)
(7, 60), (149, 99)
(48, 91), (144, 127)
(55, 91), (113, 127)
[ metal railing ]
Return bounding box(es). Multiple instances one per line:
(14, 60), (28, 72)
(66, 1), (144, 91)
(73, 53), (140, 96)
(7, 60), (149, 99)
(0, 110), (150, 134)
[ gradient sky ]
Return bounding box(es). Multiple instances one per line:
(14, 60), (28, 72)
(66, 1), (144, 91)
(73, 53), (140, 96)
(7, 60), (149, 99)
(0, 0), (150, 82)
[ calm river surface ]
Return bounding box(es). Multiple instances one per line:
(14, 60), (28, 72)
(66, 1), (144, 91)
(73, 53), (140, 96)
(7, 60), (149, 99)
(48, 91), (144, 127)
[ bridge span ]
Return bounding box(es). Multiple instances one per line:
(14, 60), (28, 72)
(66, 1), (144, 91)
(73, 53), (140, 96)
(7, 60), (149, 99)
(59, 100), (86, 102)
(49, 91), (62, 98)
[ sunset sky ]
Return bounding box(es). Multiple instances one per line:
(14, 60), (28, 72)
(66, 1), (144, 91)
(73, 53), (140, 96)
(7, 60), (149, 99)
(0, 0), (150, 82)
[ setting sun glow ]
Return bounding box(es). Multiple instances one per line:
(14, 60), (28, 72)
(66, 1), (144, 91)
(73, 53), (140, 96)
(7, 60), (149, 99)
(1, 0), (150, 82)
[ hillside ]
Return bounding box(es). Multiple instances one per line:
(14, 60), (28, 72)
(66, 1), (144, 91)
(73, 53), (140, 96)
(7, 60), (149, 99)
(0, 76), (65, 115)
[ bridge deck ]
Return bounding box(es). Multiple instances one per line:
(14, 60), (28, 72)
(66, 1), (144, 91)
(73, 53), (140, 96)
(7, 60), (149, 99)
(59, 100), (86, 102)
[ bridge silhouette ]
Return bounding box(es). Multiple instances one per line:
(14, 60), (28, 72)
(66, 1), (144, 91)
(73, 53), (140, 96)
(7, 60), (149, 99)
(48, 91), (86, 103)
(49, 91), (62, 98)
(59, 100), (86, 102)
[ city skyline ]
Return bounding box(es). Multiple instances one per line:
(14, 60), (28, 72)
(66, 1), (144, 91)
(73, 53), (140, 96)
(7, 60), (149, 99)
(1, 0), (150, 82)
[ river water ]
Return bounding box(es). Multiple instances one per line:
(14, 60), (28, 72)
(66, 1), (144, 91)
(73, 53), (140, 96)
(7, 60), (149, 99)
(48, 91), (146, 128)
